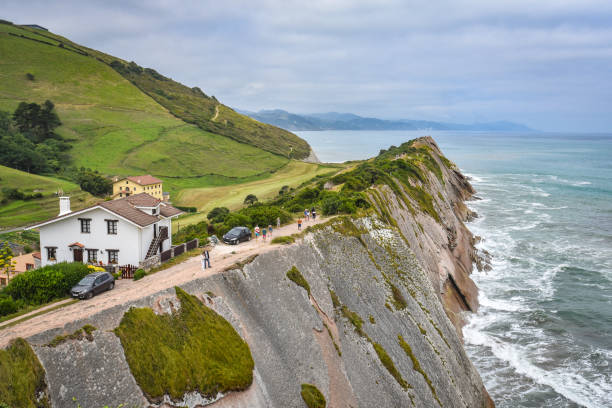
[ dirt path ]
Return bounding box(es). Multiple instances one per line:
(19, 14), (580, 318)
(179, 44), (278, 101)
(211, 104), (220, 121)
(0, 216), (330, 348)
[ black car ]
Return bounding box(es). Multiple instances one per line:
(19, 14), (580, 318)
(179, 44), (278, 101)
(71, 272), (115, 299)
(223, 226), (251, 245)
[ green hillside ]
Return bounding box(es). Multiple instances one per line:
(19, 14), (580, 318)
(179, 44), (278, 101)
(0, 22), (310, 161)
(0, 165), (98, 229)
(0, 22), (304, 179)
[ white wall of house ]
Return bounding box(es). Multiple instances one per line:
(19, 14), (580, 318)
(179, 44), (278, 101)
(138, 216), (173, 261)
(39, 208), (142, 267)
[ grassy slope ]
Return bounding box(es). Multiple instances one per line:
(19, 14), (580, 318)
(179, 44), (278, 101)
(3, 24), (311, 160)
(172, 161), (338, 228)
(0, 24), (288, 179)
(0, 165), (98, 229)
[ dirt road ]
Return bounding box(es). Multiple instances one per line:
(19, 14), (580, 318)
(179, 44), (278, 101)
(0, 216), (329, 348)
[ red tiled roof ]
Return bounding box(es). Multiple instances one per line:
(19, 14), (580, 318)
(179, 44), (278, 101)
(28, 193), (182, 229)
(125, 175), (162, 186)
(32, 252), (41, 259)
(160, 203), (183, 218)
(125, 193), (161, 207)
(99, 198), (159, 227)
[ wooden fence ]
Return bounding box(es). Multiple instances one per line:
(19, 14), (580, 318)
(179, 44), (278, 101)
(160, 249), (172, 262)
(173, 243), (185, 257)
(120, 264), (137, 279)
(186, 238), (198, 251)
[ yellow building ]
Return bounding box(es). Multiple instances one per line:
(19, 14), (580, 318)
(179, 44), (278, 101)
(112, 175), (165, 201)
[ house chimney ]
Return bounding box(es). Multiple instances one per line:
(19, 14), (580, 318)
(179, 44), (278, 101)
(59, 196), (71, 216)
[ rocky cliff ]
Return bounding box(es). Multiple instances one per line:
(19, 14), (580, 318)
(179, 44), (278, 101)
(0, 137), (493, 408)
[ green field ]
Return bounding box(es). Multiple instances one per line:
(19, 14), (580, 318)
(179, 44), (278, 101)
(172, 161), (339, 228)
(0, 165), (98, 229)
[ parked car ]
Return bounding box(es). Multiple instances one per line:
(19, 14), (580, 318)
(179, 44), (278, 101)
(223, 226), (251, 245)
(71, 272), (115, 299)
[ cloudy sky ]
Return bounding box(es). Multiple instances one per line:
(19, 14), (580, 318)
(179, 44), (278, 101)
(4, 1), (612, 131)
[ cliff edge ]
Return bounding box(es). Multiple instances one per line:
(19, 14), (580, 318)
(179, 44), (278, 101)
(0, 137), (493, 408)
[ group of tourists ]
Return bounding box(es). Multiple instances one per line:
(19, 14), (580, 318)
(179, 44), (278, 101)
(297, 207), (316, 231)
(254, 224), (274, 241)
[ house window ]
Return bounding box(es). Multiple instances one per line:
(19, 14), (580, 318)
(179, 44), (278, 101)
(119, 193), (123, 197)
(79, 218), (91, 233)
(119, 186), (123, 191)
(87, 249), (98, 263)
(152, 208), (157, 215)
(0, 278), (6, 286)
(46, 247), (56, 260)
(107, 250), (119, 264)
(26, 263), (34, 270)
(106, 220), (118, 235)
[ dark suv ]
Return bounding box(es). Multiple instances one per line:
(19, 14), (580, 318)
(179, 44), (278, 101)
(71, 272), (115, 299)
(223, 226), (251, 245)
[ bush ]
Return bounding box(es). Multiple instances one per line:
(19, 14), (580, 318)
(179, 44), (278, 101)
(175, 206), (197, 213)
(207, 207), (230, 223)
(133, 269), (146, 281)
(112, 272), (120, 280)
(243, 194), (258, 205)
(0, 297), (19, 317)
(172, 220), (208, 245)
(238, 205), (291, 228)
(25, 73), (35, 81)
(3, 262), (90, 305)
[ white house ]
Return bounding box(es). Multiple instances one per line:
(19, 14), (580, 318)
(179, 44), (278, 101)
(27, 193), (182, 268)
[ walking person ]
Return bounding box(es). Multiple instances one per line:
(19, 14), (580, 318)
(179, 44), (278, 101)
(311, 207), (316, 221)
(276, 217), (281, 229)
(268, 224), (273, 237)
(262, 227), (267, 241)
(304, 208), (310, 221)
(254, 225), (260, 241)
(201, 249), (211, 269)
(297, 218), (302, 231)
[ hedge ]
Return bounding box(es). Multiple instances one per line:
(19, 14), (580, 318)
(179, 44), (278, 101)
(3, 262), (91, 305)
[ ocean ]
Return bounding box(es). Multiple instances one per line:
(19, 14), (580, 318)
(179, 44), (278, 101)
(297, 130), (612, 408)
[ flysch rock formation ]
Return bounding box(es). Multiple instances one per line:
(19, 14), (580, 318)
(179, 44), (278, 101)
(15, 136), (493, 408)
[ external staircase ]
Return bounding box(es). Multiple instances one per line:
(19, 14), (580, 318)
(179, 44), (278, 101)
(146, 226), (168, 259)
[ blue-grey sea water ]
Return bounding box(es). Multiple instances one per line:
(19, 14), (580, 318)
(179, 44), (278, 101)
(297, 130), (612, 408)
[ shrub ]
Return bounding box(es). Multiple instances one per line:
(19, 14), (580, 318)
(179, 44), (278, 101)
(301, 383), (326, 408)
(243, 194), (258, 205)
(0, 297), (19, 317)
(3, 262), (90, 305)
(114, 287), (254, 400)
(172, 220), (208, 245)
(25, 73), (35, 81)
(133, 269), (146, 281)
(175, 206), (197, 213)
(207, 207), (229, 223)
(239, 205), (291, 229)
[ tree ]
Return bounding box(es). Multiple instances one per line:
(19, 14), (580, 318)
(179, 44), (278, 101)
(0, 244), (17, 285)
(12, 100), (61, 143)
(206, 207), (230, 223)
(243, 194), (258, 206)
(75, 168), (112, 197)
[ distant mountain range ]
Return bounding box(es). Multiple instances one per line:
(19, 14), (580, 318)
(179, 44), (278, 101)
(239, 109), (534, 132)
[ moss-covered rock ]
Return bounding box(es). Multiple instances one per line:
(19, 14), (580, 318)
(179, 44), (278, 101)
(114, 287), (254, 402)
(286, 266), (311, 295)
(301, 383), (326, 408)
(0, 338), (49, 408)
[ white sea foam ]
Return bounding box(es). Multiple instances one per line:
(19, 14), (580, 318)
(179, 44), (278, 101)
(464, 319), (611, 408)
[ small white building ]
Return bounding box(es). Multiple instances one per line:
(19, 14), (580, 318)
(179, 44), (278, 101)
(27, 193), (182, 268)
